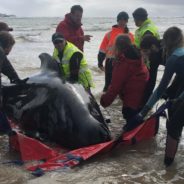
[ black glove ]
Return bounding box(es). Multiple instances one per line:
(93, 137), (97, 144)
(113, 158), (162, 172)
(161, 92), (169, 100)
(123, 113), (144, 132)
(11, 77), (29, 85)
(98, 52), (105, 68)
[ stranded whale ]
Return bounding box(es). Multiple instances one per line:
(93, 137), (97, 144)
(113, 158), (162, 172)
(2, 53), (111, 149)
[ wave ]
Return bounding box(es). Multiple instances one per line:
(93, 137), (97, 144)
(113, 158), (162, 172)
(15, 27), (51, 32)
(84, 27), (110, 32)
(15, 34), (43, 43)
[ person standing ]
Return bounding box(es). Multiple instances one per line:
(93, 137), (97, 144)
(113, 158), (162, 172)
(52, 32), (93, 90)
(140, 35), (165, 104)
(129, 27), (184, 166)
(56, 5), (92, 51)
(133, 7), (160, 49)
(133, 8), (160, 103)
(100, 34), (148, 124)
(98, 11), (134, 92)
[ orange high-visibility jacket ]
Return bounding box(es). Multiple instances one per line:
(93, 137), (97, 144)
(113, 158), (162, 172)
(99, 25), (134, 59)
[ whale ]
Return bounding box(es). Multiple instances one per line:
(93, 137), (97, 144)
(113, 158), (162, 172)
(2, 53), (111, 149)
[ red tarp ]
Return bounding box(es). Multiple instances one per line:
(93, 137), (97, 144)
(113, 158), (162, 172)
(9, 132), (59, 161)
(9, 115), (159, 174)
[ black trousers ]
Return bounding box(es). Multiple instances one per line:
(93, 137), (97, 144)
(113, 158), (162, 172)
(167, 82), (184, 140)
(103, 58), (114, 92)
(167, 100), (184, 140)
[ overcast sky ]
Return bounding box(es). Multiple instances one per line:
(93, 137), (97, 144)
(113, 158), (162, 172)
(0, 0), (184, 17)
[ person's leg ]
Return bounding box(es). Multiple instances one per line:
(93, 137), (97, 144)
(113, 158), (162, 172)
(122, 107), (139, 122)
(122, 107), (141, 131)
(0, 111), (12, 134)
(164, 101), (184, 166)
(103, 59), (113, 92)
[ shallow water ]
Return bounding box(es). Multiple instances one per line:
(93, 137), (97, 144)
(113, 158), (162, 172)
(0, 17), (184, 183)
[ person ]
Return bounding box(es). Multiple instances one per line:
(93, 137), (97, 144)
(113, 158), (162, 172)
(0, 31), (25, 134)
(56, 5), (92, 51)
(52, 32), (93, 90)
(100, 34), (149, 124)
(132, 8), (161, 102)
(98, 11), (134, 92)
(132, 7), (160, 49)
(129, 27), (184, 166)
(140, 35), (165, 104)
(0, 22), (13, 32)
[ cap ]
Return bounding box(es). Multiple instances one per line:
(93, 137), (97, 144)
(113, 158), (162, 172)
(52, 32), (65, 43)
(117, 11), (129, 22)
(0, 22), (13, 32)
(132, 8), (148, 20)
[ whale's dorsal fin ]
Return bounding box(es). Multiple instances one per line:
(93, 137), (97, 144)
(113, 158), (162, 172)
(39, 53), (60, 74)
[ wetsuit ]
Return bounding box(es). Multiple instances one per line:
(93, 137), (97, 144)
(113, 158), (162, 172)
(141, 47), (184, 140)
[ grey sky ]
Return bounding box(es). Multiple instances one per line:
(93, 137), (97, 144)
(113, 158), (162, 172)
(0, 0), (183, 17)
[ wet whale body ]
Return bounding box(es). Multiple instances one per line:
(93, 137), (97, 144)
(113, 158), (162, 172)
(3, 53), (111, 149)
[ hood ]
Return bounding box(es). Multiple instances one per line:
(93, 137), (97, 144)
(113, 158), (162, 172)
(64, 13), (82, 29)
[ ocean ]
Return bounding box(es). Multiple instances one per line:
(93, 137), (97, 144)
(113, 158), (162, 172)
(0, 16), (184, 184)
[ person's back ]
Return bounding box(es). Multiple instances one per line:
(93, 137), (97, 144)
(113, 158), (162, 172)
(100, 35), (149, 122)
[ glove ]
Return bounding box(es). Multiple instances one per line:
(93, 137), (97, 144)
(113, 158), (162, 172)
(11, 77), (29, 85)
(161, 92), (169, 100)
(123, 113), (144, 132)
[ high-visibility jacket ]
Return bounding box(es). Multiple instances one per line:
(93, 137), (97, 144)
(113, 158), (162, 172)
(99, 25), (134, 59)
(53, 41), (93, 89)
(134, 19), (160, 48)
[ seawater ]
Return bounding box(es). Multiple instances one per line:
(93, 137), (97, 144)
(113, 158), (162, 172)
(0, 17), (184, 184)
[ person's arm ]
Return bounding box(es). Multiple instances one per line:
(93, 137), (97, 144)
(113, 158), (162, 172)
(140, 55), (177, 116)
(98, 52), (106, 68)
(2, 57), (20, 83)
(100, 61), (128, 107)
(69, 52), (83, 82)
(98, 32), (109, 69)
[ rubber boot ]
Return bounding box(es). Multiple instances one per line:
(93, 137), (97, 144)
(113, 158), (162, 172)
(164, 134), (179, 167)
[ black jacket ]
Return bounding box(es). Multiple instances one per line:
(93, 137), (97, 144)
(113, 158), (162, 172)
(0, 47), (19, 97)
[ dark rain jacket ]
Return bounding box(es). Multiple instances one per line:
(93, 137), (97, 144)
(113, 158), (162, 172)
(0, 47), (19, 99)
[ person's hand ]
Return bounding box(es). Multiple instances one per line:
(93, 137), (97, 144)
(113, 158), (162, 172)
(123, 113), (144, 132)
(11, 78), (29, 85)
(98, 65), (105, 71)
(84, 35), (93, 42)
(161, 92), (168, 100)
